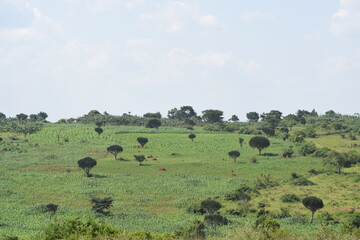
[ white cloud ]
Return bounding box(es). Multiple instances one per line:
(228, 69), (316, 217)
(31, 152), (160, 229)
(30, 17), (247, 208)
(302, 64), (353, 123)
(241, 11), (276, 21)
(331, 0), (360, 38)
(196, 52), (232, 67)
(239, 60), (261, 73)
(141, 1), (223, 32)
(126, 38), (153, 47)
(126, 0), (145, 9)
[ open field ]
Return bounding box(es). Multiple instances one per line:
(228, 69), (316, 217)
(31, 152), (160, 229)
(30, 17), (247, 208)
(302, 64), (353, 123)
(0, 124), (359, 239)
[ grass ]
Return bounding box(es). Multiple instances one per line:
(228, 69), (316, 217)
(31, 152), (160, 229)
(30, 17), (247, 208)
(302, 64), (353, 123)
(0, 124), (359, 239)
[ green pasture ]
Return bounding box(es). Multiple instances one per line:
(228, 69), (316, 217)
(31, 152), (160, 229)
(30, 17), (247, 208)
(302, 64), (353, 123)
(0, 124), (359, 239)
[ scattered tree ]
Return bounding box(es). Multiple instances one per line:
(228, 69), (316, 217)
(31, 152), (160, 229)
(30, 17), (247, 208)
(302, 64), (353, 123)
(168, 106), (197, 120)
(302, 196), (324, 224)
(145, 119), (161, 130)
(137, 137), (148, 148)
(134, 155), (146, 166)
(228, 150), (241, 163)
(143, 112), (162, 119)
(77, 157), (97, 177)
(90, 197), (113, 215)
(239, 137), (244, 148)
(229, 115), (239, 122)
(261, 126), (275, 137)
(246, 112), (259, 122)
(202, 109), (223, 123)
(44, 203), (59, 219)
(16, 113), (28, 121)
(94, 127), (103, 138)
(204, 214), (228, 230)
(261, 110), (282, 128)
(200, 199), (222, 215)
(249, 136), (270, 155)
(0, 112), (6, 119)
(107, 145), (123, 160)
(188, 134), (196, 142)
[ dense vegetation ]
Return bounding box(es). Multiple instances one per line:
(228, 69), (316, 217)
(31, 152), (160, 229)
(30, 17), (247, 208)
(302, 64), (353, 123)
(0, 107), (359, 239)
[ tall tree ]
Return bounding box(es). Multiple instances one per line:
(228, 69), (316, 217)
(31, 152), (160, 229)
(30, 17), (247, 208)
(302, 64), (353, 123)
(249, 136), (270, 155)
(302, 197), (324, 224)
(246, 112), (259, 122)
(202, 109), (223, 123)
(261, 110), (282, 128)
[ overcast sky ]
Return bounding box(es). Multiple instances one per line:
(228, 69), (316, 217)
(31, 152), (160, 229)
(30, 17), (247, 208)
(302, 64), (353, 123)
(0, 0), (359, 121)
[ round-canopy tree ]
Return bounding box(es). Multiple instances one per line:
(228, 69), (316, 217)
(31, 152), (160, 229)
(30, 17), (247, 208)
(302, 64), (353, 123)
(94, 127), (103, 138)
(145, 118), (161, 130)
(302, 196), (324, 224)
(201, 200), (222, 215)
(134, 155), (145, 166)
(107, 145), (123, 160)
(188, 134), (196, 142)
(228, 151), (241, 163)
(77, 157), (97, 177)
(137, 137), (148, 148)
(249, 136), (270, 155)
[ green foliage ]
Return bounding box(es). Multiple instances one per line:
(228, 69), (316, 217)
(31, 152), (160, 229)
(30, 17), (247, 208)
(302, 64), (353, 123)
(298, 142), (317, 156)
(282, 146), (294, 158)
(90, 197), (113, 215)
(260, 110), (282, 128)
(249, 136), (270, 155)
(134, 155), (146, 166)
(204, 214), (228, 230)
(239, 137), (244, 147)
(107, 145), (123, 160)
(228, 150), (240, 163)
(186, 202), (205, 215)
(261, 127), (275, 137)
(203, 123), (223, 131)
(291, 177), (315, 186)
(202, 109), (223, 123)
(43, 218), (118, 239)
(188, 134), (196, 142)
(313, 147), (331, 158)
(254, 174), (279, 189)
(143, 112), (162, 119)
(175, 220), (205, 240)
(94, 127), (103, 137)
(200, 199), (222, 215)
(77, 157), (97, 177)
(145, 118), (161, 130)
(137, 137), (148, 147)
(289, 134), (305, 143)
(281, 194), (300, 203)
(246, 111), (259, 122)
(302, 196), (324, 223)
(225, 184), (259, 204)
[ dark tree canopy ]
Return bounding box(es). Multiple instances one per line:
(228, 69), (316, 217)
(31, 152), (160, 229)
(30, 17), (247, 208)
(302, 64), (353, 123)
(246, 112), (259, 122)
(261, 110), (282, 127)
(228, 150), (241, 163)
(229, 115), (239, 122)
(201, 200), (222, 215)
(134, 155), (146, 165)
(137, 137), (149, 147)
(249, 136), (270, 155)
(77, 157), (97, 177)
(16, 113), (28, 121)
(168, 106), (197, 120)
(202, 109), (223, 123)
(90, 197), (113, 215)
(145, 118), (161, 130)
(0, 112), (6, 119)
(302, 196), (324, 223)
(143, 112), (162, 119)
(188, 134), (196, 142)
(261, 127), (275, 137)
(107, 145), (123, 160)
(95, 127), (103, 138)
(88, 110), (102, 116)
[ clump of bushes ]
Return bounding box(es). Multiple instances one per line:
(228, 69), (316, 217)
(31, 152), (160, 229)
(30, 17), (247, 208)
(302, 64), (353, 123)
(281, 194), (300, 203)
(298, 142), (317, 156)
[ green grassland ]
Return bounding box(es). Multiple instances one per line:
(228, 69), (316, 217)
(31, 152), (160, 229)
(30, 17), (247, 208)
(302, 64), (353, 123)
(0, 124), (359, 239)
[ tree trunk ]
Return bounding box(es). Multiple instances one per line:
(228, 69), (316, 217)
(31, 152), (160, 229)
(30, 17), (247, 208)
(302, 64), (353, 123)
(310, 211), (315, 224)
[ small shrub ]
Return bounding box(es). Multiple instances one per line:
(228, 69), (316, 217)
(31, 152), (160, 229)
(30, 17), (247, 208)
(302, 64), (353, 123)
(204, 214), (228, 230)
(292, 177), (315, 186)
(298, 142), (317, 156)
(200, 200), (222, 215)
(254, 174), (279, 189)
(175, 220), (205, 240)
(313, 147), (331, 158)
(90, 197), (113, 215)
(250, 157), (258, 164)
(281, 194), (300, 203)
(187, 202), (205, 215)
(282, 146), (294, 158)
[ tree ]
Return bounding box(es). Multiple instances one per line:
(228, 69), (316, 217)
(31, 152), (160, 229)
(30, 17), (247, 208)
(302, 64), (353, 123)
(0, 112), (6, 119)
(202, 109), (223, 123)
(137, 137), (148, 148)
(94, 127), (103, 138)
(15, 122), (43, 137)
(88, 110), (102, 116)
(143, 112), (162, 119)
(134, 155), (145, 166)
(249, 136), (270, 155)
(188, 134), (196, 142)
(302, 196), (324, 223)
(261, 126), (275, 137)
(168, 106), (197, 120)
(107, 145), (123, 160)
(77, 157), (97, 177)
(200, 200), (222, 215)
(324, 151), (352, 174)
(145, 118), (161, 130)
(229, 115), (239, 122)
(228, 150), (240, 163)
(239, 138), (244, 148)
(16, 113), (28, 121)
(246, 112), (259, 122)
(90, 197), (113, 215)
(261, 110), (282, 128)
(204, 214), (227, 230)
(37, 112), (48, 121)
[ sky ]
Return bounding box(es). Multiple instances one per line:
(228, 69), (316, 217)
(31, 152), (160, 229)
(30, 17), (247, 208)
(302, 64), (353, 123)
(0, 0), (359, 121)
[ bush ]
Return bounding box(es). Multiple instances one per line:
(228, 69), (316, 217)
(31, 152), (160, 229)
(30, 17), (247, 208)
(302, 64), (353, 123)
(298, 142), (317, 156)
(281, 194), (300, 203)
(292, 177), (315, 186)
(313, 147), (331, 158)
(204, 214), (228, 230)
(187, 202), (205, 215)
(90, 197), (113, 215)
(282, 146), (294, 158)
(203, 124), (223, 131)
(254, 174), (279, 189)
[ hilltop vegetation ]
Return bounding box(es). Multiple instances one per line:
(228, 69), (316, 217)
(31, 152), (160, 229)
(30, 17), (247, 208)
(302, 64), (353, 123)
(0, 107), (359, 239)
